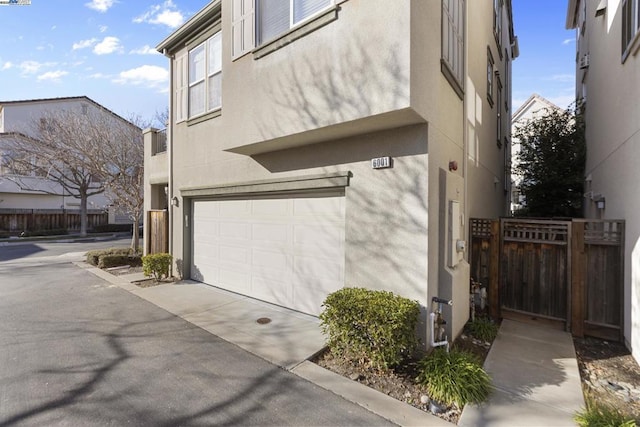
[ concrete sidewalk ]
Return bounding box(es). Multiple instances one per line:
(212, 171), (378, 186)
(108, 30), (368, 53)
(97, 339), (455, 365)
(83, 264), (584, 427)
(459, 319), (585, 426)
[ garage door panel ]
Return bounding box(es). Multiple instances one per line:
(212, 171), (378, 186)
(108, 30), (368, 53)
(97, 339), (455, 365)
(219, 268), (251, 291)
(219, 221), (251, 240)
(219, 200), (251, 217)
(191, 194), (345, 316)
(252, 223), (289, 243)
(218, 245), (249, 264)
(251, 199), (291, 216)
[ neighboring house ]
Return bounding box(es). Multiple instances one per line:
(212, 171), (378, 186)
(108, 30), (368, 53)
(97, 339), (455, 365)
(510, 94), (562, 214)
(567, 0), (640, 362)
(145, 0), (518, 345)
(0, 96), (133, 230)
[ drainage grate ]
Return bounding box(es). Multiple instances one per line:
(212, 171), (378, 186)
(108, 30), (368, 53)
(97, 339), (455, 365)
(256, 317), (271, 325)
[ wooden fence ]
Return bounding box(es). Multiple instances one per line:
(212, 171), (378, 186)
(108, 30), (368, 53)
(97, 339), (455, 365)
(147, 210), (168, 254)
(0, 209), (108, 234)
(470, 218), (624, 341)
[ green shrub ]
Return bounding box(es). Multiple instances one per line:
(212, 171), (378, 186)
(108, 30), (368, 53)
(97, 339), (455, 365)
(416, 348), (492, 408)
(98, 254), (142, 269)
(574, 397), (637, 427)
(319, 287), (420, 370)
(466, 316), (499, 343)
(142, 253), (172, 281)
(86, 247), (138, 266)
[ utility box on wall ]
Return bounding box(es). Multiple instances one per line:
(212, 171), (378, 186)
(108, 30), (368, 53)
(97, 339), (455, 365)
(448, 200), (464, 267)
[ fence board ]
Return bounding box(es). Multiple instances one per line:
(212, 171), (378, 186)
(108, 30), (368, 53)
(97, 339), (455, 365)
(148, 210), (168, 254)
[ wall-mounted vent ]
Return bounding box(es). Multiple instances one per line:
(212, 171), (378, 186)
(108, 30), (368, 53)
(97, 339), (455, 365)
(579, 53), (590, 69)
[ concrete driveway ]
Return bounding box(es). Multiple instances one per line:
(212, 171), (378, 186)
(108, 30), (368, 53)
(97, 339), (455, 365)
(0, 257), (393, 426)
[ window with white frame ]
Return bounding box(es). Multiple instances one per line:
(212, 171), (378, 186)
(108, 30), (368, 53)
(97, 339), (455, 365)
(496, 75), (502, 146)
(441, 0), (465, 96)
(622, 0), (639, 60)
(188, 32), (222, 118)
(256, 0), (333, 45)
(493, 0), (503, 50)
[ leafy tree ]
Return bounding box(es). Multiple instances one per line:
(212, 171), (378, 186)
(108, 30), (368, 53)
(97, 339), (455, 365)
(512, 103), (586, 218)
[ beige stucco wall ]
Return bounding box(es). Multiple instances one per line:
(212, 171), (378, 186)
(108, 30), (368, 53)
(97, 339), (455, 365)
(575, 0), (640, 361)
(154, 0), (514, 345)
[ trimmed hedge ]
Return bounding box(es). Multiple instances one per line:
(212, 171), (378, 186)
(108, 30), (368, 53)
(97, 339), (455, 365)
(319, 287), (420, 370)
(86, 247), (139, 266)
(142, 253), (172, 281)
(21, 229), (68, 237)
(98, 254), (142, 269)
(92, 224), (135, 233)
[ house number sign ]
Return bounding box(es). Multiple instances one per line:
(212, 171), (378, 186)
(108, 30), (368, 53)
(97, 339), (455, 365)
(371, 156), (391, 169)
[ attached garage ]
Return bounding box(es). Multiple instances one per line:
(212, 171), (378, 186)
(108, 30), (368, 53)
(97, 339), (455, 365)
(190, 191), (345, 316)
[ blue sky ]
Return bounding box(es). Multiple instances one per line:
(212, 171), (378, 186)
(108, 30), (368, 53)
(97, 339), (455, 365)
(512, 0), (577, 110)
(0, 0), (576, 121)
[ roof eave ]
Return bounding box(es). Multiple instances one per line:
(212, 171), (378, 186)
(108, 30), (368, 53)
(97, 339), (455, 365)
(566, 0), (579, 29)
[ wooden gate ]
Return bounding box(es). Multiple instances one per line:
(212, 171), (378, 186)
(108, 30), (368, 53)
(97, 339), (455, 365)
(500, 219), (571, 330)
(470, 218), (624, 341)
(147, 210), (168, 254)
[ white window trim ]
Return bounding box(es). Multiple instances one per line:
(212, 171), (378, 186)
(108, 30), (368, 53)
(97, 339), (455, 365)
(256, 0), (336, 46)
(441, 0), (465, 99)
(187, 32), (222, 120)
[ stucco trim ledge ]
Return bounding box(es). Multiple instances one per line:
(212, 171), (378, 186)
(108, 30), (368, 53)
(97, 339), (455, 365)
(180, 172), (351, 198)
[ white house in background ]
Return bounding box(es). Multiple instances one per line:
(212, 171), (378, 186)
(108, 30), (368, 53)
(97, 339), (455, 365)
(0, 96), (133, 230)
(566, 0), (640, 363)
(145, 0), (518, 345)
(510, 94), (562, 214)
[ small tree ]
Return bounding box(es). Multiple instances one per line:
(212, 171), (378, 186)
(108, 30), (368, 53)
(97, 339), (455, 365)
(5, 109), (107, 236)
(512, 103), (586, 218)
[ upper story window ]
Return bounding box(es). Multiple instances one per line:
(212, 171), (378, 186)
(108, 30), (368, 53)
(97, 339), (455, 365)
(187, 32), (222, 119)
(441, 0), (465, 98)
(493, 0), (503, 50)
(622, 0), (639, 61)
(257, 0), (333, 45)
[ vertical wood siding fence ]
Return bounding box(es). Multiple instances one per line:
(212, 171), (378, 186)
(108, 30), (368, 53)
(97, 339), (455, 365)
(0, 209), (108, 234)
(147, 210), (168, 254)
(470, 218), (624, 341)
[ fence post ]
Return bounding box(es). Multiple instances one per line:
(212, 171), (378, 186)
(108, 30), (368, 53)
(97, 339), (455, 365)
(489, 220), (500, 320)
(571, 220), (585, 338)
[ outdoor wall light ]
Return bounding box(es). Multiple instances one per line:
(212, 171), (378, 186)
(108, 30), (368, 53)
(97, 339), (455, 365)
(171, 196), (179, 207)
(596, 198), (605, 210)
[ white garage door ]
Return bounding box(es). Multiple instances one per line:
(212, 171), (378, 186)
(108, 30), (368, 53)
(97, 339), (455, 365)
(191, 193), (345, 316)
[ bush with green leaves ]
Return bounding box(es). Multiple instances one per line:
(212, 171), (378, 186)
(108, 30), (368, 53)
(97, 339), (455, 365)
(574, 397), (637, 427)
(142, 253), (172, 281)
(416, 348), (492, 408)
(466, 316), (499, 343)
(98, 254), (142, 269)
(319, 287), (420, 370)
(86, 247), (138, 266)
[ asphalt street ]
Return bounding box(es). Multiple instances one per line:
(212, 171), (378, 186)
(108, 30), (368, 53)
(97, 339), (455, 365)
(0, 242), (393, 426)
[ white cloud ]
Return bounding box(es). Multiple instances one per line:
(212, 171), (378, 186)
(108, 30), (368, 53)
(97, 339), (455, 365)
(19, 60), (48, 75)
(547, 94), (576, 109)
(563, 38), (576, 45)
(93, 36), (122, 55)
(133, 0), (184, 29)
(546, 74), (575, 83)
(99, 25), (108, 33)
(114, 65), (168, 88)
(85, 0), (116, 13)
(129, 45), (160, 55)
(73, 38), (98, 50)
(37, 70), (69, 82)
(2, 61), (14, 70)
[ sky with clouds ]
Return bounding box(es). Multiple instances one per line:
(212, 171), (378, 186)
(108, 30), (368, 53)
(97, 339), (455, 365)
(0, 0), (576, 121)
(0, 0), (208, 121)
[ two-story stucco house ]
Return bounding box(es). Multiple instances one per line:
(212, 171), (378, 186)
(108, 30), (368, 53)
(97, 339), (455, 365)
(567, 0), (640, 362)
(0, 96), (135, 232)
(145, 0), (518, 345)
